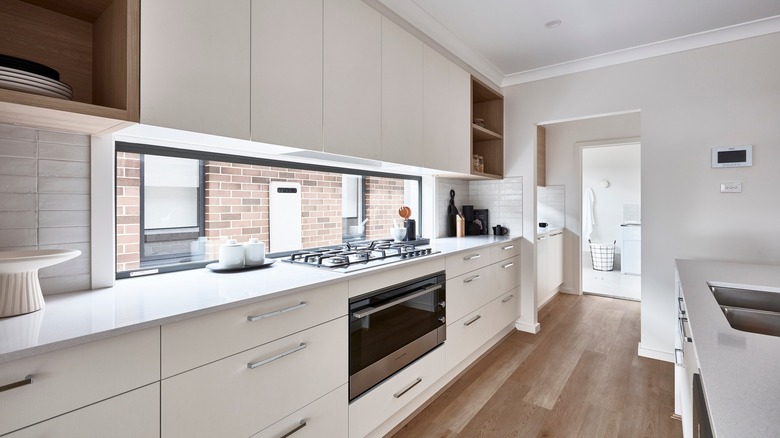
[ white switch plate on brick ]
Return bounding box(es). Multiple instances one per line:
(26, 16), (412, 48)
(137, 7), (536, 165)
(720, 182), (742, 193)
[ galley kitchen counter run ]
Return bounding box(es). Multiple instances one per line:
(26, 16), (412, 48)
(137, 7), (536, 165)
(0, 235), (519, 364)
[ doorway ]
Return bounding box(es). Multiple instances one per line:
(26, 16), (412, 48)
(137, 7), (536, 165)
(581, 142), (641, 301)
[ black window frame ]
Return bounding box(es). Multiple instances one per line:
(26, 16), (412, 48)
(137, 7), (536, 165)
(115, 142), (424, 279)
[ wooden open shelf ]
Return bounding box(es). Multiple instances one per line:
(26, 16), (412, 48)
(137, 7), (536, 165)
(0, 0), (139, 134)
(471, 77), (504, 178)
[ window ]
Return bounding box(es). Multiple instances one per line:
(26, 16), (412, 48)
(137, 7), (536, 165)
(115, 143), (422, 277)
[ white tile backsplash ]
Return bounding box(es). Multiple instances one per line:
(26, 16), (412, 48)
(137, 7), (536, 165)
(434, 176), (524, 237)
(0, 123), (91, 295)
(537, 185), (565, 228)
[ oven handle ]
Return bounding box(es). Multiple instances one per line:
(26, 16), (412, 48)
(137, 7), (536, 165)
(353, 284), (443, 319)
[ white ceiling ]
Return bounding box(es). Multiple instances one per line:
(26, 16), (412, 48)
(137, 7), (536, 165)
(375, 0), (780, 86)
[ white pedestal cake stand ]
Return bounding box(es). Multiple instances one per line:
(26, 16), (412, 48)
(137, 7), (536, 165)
(0, 249), (81, 318)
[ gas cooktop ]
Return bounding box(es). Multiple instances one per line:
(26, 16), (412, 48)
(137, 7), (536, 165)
(282, 239), (438, 273)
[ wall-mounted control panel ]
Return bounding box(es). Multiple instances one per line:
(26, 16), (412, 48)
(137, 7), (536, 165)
(720, 182), (742, 193)
(712, 145), (752, 168)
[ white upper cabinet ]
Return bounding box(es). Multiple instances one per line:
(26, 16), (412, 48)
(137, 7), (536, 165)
(140, 0), (250, 139)
(251, 0), (323, 151)
(323, 0), (382, 160)
(423, 46), (471, 174)
(381, 17), (423, 167)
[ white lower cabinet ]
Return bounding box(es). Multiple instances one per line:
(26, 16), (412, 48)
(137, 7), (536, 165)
(0, 327), (160, 436)
(252, 385), (347, 438)
(491, 288), (520, 338)
(445, 306), (491, 371)
(446, 265), (493, 323)
(349, 346), (445, 438)
(7, 383), (160, 438)
(161, 317), (347, 437)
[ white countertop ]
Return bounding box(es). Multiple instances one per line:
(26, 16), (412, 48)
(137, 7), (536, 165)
(676, 259), (780, 438)
(536, 227), (563, 237)
(0, 235), (518, 364)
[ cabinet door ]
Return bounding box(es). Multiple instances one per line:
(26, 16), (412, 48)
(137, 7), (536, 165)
(0, 327), (159, 436)
(161, 317), (347, 438)
(252, 385), (347, 438)
(422, 45), (450, 171)
(448, 61), (472, 174)
(423, 45), (470, 174)
(547, 232), (563, 291)
(251, 0), (322, 151)
(6, 384), (160, 438)
(491, 288), (520, 338)
(141, 0), (250, 139)
(381, 17), (423, 166)
(445, 307), (491, 371)
(323, 0), (381, 160)
(536, 236), (548, 304)
(446, 265), (493, 324)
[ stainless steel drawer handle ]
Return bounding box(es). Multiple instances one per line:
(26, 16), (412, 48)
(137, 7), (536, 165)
(464, 315), (482, 326)
(463, 254), (481, 261)
(247, 302), (307, 322)
(679, 317), (692, 343)
(463, 274), (481, 284)
(353, 284), (443, 319)
(393, 377), (422, 399)
(279, 419), (307, 438)
(0, 375), (32, 393)
(677, 297), (686, 315)
(501, 262), (514, 269)
(501, 294), (515, 303)
(501, 245), (514, 250)
(674, 348), (684, 367)
(248, 343), (307, 369)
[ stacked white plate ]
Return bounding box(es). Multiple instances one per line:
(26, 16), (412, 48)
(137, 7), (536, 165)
(0, 65), (73, 100)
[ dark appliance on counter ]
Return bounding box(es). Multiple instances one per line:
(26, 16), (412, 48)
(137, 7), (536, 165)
(461, 206), (489, 235)
(348, 271), (446, 401)
(282, 239), (438, 273)
(403, 219), (416, 242)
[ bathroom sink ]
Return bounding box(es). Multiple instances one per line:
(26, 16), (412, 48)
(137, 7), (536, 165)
(720, 306), (780, 337)
(708, 284), (780, 337)
(710, 285), (780, 314)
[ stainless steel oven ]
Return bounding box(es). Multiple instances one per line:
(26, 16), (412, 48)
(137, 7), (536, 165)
(348, 271), (446, 401)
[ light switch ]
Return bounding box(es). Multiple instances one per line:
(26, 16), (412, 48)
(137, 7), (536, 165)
(720, 182), (742, 193)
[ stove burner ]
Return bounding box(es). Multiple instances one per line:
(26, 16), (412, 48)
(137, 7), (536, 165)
(282, 239), (434, 271)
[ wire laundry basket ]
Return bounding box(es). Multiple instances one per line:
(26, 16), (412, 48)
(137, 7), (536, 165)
(589, 239), (616, 271)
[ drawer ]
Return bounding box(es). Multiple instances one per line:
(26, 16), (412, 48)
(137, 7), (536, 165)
(349, 346), (444, 438)
(162, 316), (347, 438)
(0, 327), (160, 436)
(349, 258), (445, 298)
(7, 383), (160, 438)
(490, 288), (519, 338)
(252, 385), (347, 438)
(162, 282), (347, 377)
(446, 265), (493, 323)
(445, 248), (491, 278)
(445, 307), (491, 371)
(492, 255), (521, 298)
(490, 240), (520, 262)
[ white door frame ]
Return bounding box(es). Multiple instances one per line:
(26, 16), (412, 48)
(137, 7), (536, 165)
(577, 137), (641, 295)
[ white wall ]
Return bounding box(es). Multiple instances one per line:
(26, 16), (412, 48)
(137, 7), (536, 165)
(505, 33), (780, 360)
(582, 144), (641, 252)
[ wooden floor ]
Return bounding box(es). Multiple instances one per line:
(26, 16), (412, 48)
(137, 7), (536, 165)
(390, 293), (681, 438)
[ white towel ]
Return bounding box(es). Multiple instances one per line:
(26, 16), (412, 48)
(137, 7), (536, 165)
(584, 187), (595, 240)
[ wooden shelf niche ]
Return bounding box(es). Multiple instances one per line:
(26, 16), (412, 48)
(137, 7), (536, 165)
(0, 0), (139, 133)
(471, 77), (503, 178)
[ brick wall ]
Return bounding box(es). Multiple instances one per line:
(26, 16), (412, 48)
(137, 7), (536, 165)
(115, 152), (141, 272)
(365, 176), (407, 241)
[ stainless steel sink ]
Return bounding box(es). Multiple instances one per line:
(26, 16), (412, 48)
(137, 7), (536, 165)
(721, 306), (780, 337)
(709, 284), (780, 337)
(710, 286), (780, 313)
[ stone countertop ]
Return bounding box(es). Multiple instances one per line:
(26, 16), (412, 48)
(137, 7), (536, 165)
(536, 227), (563, 237)
(676, 259), (780, 438)
(0, 235), (519, 364)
